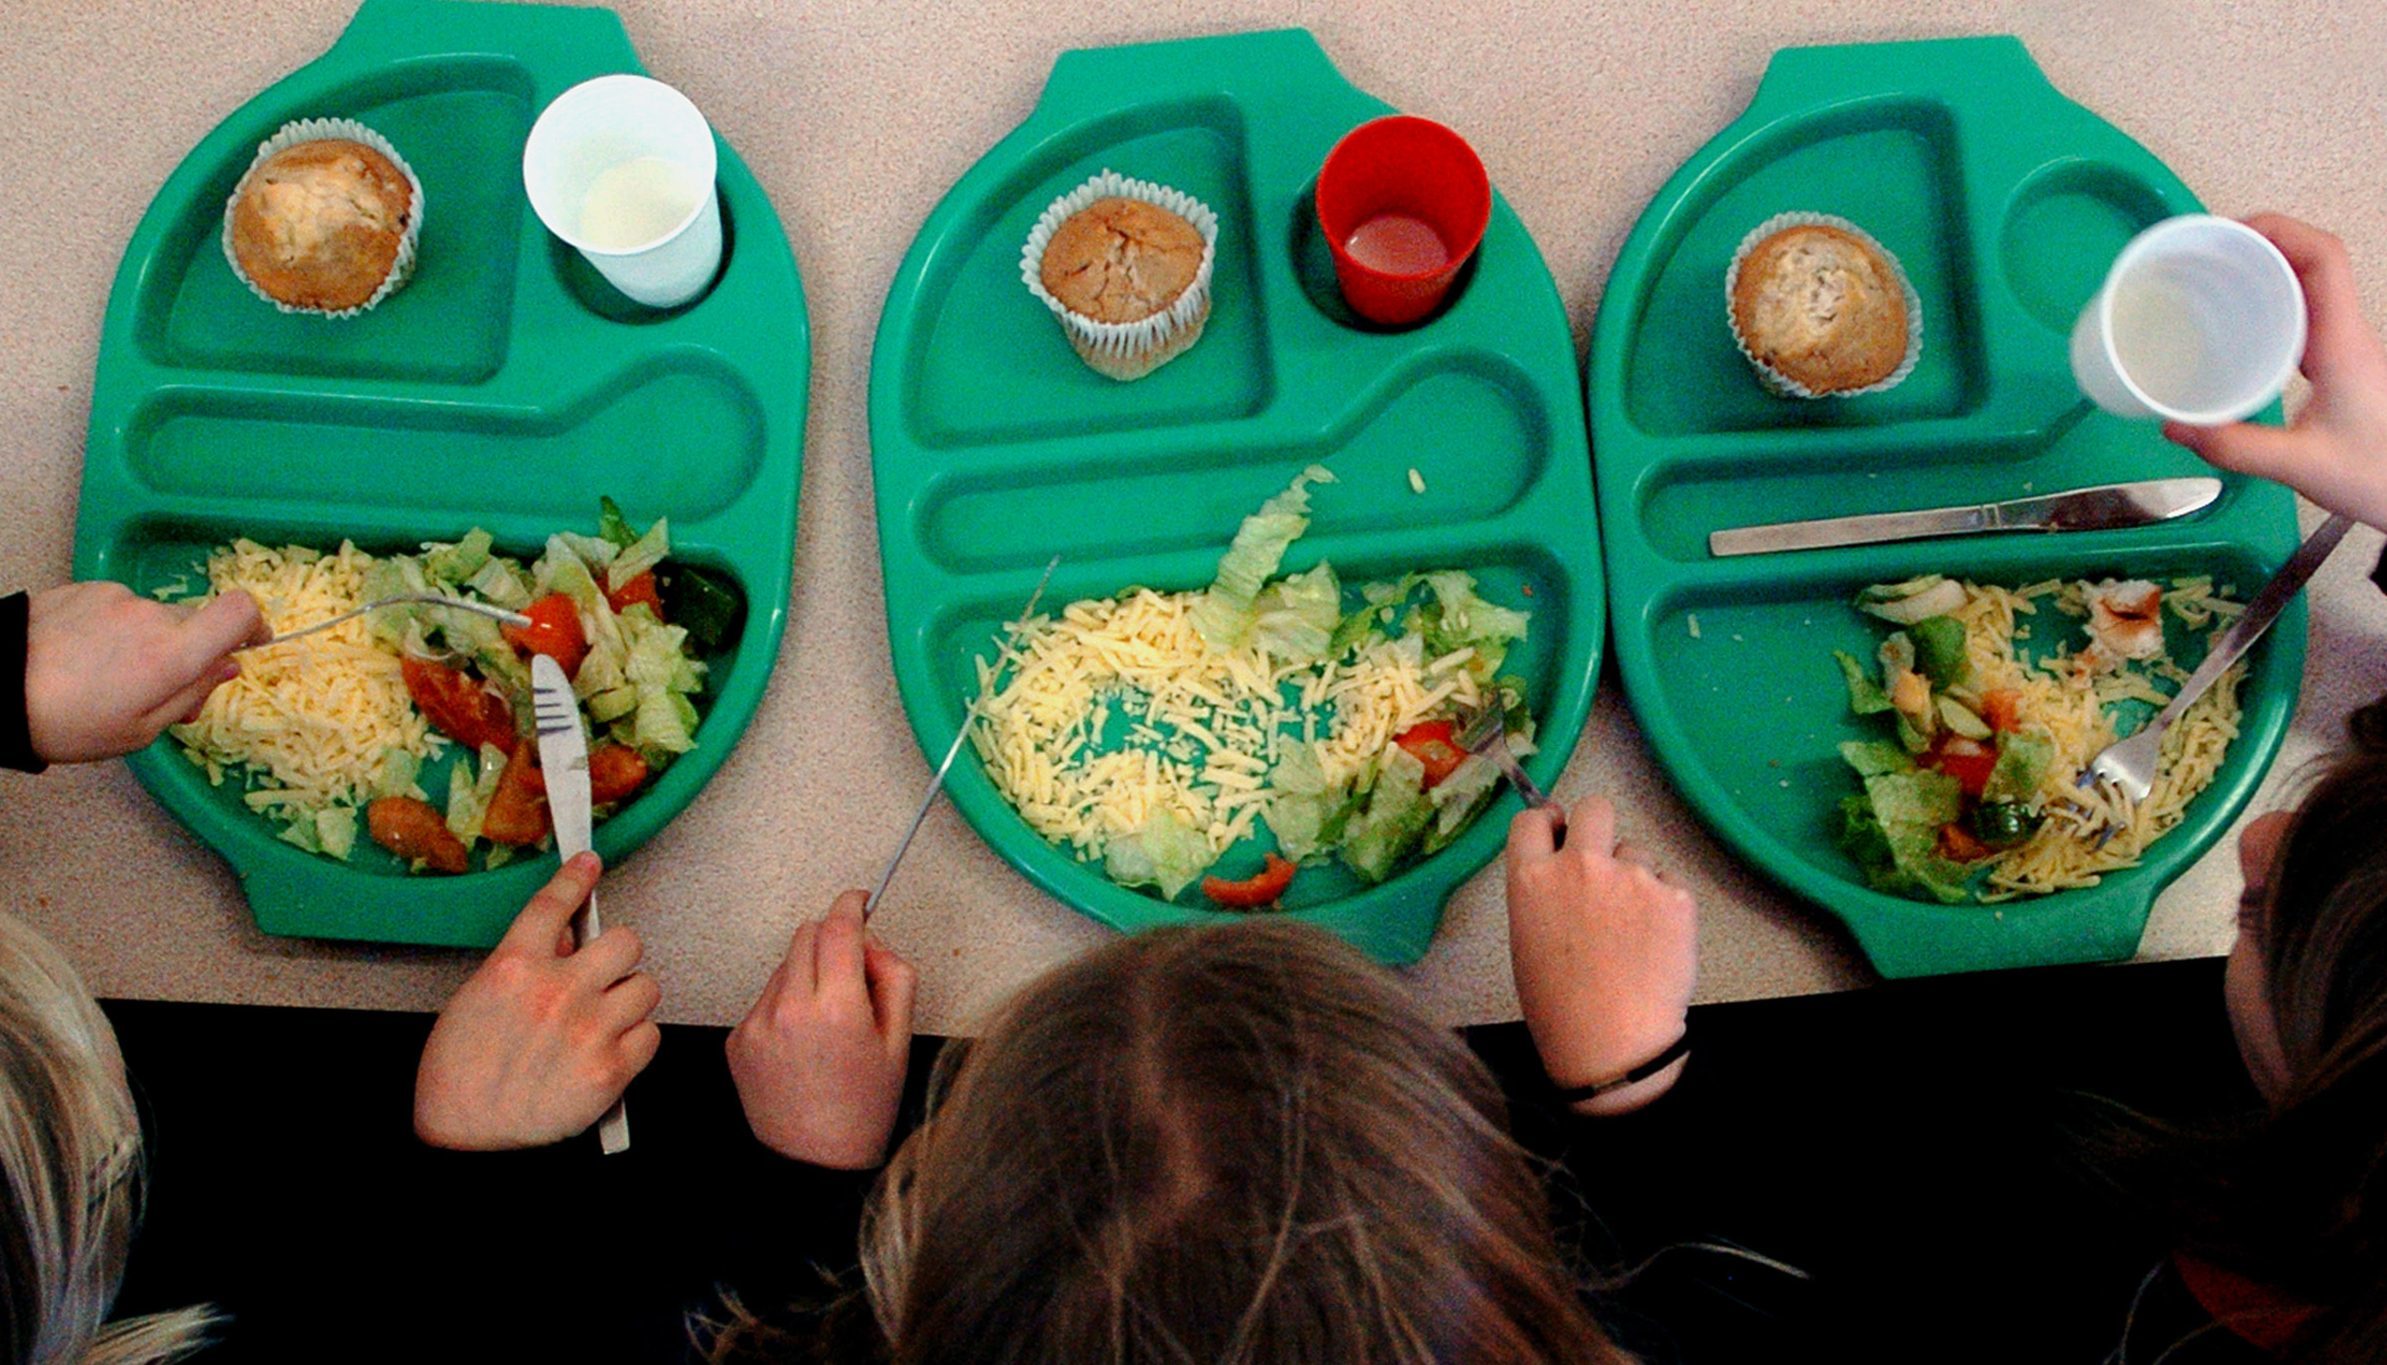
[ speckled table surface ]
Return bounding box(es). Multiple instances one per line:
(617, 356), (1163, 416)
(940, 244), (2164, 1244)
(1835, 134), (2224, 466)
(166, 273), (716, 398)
(2, 0), (2382, 1033)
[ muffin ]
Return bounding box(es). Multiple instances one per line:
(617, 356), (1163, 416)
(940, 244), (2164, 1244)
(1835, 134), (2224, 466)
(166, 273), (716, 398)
(224, 119), (420, 316)
(1726, 215), (1919, 398)
(1021, 170), (1217, 381)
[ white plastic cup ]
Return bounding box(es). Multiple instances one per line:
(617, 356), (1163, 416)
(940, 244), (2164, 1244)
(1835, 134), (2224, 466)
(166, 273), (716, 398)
(2070, 214), (2305, 427)
(523, 75), (722, 309)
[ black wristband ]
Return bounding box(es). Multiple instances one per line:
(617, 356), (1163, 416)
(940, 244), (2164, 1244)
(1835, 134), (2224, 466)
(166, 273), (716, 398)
(0, 592), (44, 774)
(1547, 1025), (1690, 1104)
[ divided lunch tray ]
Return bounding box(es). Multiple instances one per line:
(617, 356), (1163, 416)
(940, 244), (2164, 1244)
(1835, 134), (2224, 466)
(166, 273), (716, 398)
(869, 29), (1600, 966)
(1588, 37), (2302, 978)
(70, 0), (809, 947)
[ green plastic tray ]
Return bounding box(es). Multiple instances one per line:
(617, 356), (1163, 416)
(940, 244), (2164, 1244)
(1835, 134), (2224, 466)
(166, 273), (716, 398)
(868, 29), (1599, 966)
(69, 0), (809, 948)
(1588, 36), (2302, 978)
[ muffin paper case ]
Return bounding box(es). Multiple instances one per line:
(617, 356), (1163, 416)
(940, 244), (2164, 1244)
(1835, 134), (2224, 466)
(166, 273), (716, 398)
(221, 117), (423, 318)
(1724, 211), (1922, 399)
(1021, 169), (1218, 381)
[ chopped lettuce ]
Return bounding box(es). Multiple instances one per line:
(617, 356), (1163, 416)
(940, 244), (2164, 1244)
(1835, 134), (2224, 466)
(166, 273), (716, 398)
(1858, 575), (1968, 625)
(1327, 604), (1389, 657)
(1878, 631), (1917, 676)
(361, 556), (432, 647)
(1189, 465), (1335, 652)
(1985, 730), (2053, 803)
(619, 604), (704, 759)
(1836, 787), (1971, 904)
(1870, 823), (1975, 904)
(608, 517), (671, 592)
(371, 748), (423, 802)
(1937, 695), (1992, 740)
(1838, 740), (1914, 778)
(1249, 562), (1341, 662)
(1340, 747), (1433, 883)
(1103, 809), (1215, 900)
(1360, 570), (1532, 675)
(445, 743), (510, 845)
(1835, 651), (1892, 715)
(1263, 741), (1341, 863)
(464, 555), (533, 611)
(1835, 794), (1894, 869)
(423, 530), (493, 589)
(1417, 570), (1531, 668)
(1909, 615), (1971, 688)
(317, 808), (358, 861)
(1865, 769), (1962, 828)
(267, 801), (357, 860)
(552, 531), (620, 572)
(597, 496), (641, 550)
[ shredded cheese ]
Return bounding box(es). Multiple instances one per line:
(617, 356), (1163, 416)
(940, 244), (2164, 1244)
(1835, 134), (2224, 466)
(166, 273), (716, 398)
(169, 540), (437, 815)
(973, 586), (1477, 860)
(1943, 577), (2243, 896)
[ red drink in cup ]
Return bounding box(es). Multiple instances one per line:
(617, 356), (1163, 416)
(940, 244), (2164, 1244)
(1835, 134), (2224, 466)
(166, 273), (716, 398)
(1315, 116), (1490, 326)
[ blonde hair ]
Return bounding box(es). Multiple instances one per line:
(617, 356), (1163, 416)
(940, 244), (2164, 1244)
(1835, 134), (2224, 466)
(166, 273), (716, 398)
(0, 912), (214, 1364)
(854, 920), (1632, 1365)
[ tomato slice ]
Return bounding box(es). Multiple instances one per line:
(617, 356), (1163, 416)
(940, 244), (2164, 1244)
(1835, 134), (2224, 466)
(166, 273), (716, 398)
(606, 570), (665, 621)
(480, 743), (549, 846)
(401, 657), (518, 752)
(1393, 720), (1470, 788)
(1930, 737), (1998, 799)
(367, 796), (469, 874)
(587, 744), (651, 805)
(503, 593), (589, 680)
(1981, 689), (2023, 734)
(1202, 853), (1298, 909)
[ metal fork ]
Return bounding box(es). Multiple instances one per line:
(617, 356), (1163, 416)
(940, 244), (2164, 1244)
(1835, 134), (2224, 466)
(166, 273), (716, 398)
(1454, 704), (1565, 842)
(2081, 512), (2353, 803)
(243, 594), (530, 650)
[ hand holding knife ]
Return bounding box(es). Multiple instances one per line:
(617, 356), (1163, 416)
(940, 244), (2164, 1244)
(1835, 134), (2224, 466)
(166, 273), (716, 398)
(531, 652), (631, 1156)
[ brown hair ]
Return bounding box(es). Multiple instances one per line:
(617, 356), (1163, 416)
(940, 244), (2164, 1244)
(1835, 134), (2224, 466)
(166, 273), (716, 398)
(0, 912), (214, 1364)
(2112, 694), (2387, 1361)
(711, 918), (1630, 1364)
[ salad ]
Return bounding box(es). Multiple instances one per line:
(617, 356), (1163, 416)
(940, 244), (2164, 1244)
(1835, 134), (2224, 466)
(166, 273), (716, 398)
(172, 500), (737, 874)
(972, 466), (1538, 909)
(1829, 573), (2242, 904)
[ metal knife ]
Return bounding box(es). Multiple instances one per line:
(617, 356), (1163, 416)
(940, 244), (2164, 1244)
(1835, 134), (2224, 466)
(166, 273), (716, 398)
(530, 653), (630, 1156)
(1708, 477), (2222, 557)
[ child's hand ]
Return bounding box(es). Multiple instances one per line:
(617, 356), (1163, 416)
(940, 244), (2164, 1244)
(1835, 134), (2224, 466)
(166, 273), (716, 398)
(2165, 214), (2387, 532)
(24, 583), (268, 763)
(414, 854), (661, 1150)
(1506, 796), (1697, 1115)
(727, 891), (918, 1169)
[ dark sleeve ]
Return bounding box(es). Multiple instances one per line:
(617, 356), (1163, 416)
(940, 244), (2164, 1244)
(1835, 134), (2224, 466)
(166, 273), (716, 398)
(2372, 543), (2386, 596)
(0, 591), (46, 773)
(694, 1152), (885, 1364)
(365, 1138), (883, 1362)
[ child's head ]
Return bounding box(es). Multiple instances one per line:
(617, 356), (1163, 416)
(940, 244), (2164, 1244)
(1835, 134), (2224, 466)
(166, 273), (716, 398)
(2211, 695), (2387, 1353)
(859, 918), (1626, 1365)
(0, 912), (210, 1365)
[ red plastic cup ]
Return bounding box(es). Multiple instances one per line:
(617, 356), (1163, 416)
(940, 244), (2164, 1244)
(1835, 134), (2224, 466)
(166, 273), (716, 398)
(1315, 116), (1491, 326)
